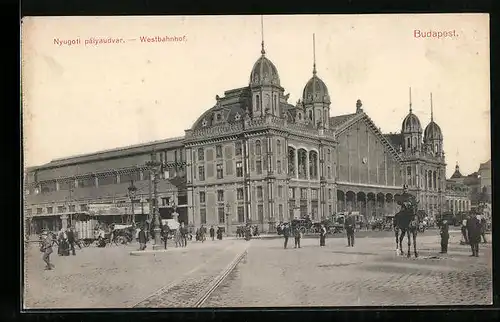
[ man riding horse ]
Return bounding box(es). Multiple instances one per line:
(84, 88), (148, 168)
(394, 184), (420, 258)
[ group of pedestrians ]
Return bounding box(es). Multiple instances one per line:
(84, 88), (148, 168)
(438, 211), (488, 257)
(39, 227), (80, 270)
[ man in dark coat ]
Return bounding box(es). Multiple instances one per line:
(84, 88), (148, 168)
(345, 213), (355, 247)
(67, 227), (77, 256)
(282, 224), (290, 249)
(138, 226), (147, 251)
(466, 212), (481, 257)
(439, 220), (449, 254)
(293, 225), (301, 248)
(210, 226), (215, 241)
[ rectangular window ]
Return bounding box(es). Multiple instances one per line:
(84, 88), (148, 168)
(300, 188), (307, 199)
(199, 191), (206, 203)
(278, 204), (284, 222)
(289, 187), (295, 199)
(80, 204), (88, 212)
(200, 209), (207, 224)
(256, 160), (262, 174)
(217, 190), (224, 202)
(236, 161), (243, 177)
(162, 197), (170, 206)
(198, 166), (205, 181)
(238, 206), (245, 223)
(257, 186), (263, 200)
(277, 160), (282, 174)
(258, 205), (264, 223)
(47, 207), (53, 214)
(328, 167), (331, 179)
(217, 163), (224, 179)
(235, 142), (242, 156)
(216, 145), (223, 158)
(278, 185), (283, 198)
(37, 208), (43, 214)
(218, 207), (225, 224)
(237, 188), (244, 200)
(329, 205), (332, 215)
(311, 189), (318, 200)
(57, 206), (65, 213)
(329, 189), (332, 200)
(198, 148), (205, 161)
(69, 205), (76, 212)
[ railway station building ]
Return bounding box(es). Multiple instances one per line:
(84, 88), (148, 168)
(24, 40), (450, 235)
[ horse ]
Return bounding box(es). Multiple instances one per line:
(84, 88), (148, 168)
(394, 193), (420, 258)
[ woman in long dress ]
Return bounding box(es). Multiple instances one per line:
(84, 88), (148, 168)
(319, 224), (327, 247)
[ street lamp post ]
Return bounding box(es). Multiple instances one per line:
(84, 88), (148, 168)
(225, 202), (231, 235)
(127, 180), (137, 224)
(146, 153), (163, 249)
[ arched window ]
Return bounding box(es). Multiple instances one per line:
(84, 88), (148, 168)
(308, 110), (313, 120)
(433, 171), (437, 190)
(256, 94), (260, 111)
(276, 140), (281, 155)
(327, 149), (331, 162)
(406, 137), (411, 148)
(255, 140), (262, 155)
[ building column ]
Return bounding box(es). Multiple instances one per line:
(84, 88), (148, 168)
(116, 172), (121, 184)
(294, 150), (299, 179)
(74, 179), (79, 188)
(366, 129), (370, 184)
(187, 186), (194, 226)
(306, 151), (310, 179)
(60, 214), (68, 230)
(55, 180), (60, 191)
(94, 175), (99, 188)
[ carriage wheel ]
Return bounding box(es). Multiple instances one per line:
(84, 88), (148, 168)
(299, 227), (306, 234)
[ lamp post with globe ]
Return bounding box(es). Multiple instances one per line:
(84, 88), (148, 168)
(127, 180), (137, 224)
(145, 153), (163, 249)
(225, 202), (231, 235)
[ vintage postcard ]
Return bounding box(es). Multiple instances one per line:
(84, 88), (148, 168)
(22, 14), (491, 309)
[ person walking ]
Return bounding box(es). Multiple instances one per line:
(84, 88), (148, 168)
(216, 227), (223, 240)
(466, 212), (481, 257)
(293, 225), (302, 249)
(319, 224), (327, 247)
(439, 219), (449, 254)
(345, 213), (355, 247)
(479, 216), (488, 243)
(282, 223), (290, 249)
(460, 217), (469, 245)
(181, 223), (188, 247)
(210, 226), (215, 241)
(138, 226), (147, 251)
(67, 227), (77, 256)
(40, 230), (55, 270)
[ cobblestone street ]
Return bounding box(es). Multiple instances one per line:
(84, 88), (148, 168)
(24, 231), (492, 308)
(203, 231), (492, 307)
(23, 239), (245, 309)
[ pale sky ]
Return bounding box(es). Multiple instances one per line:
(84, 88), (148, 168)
(22, 14), (490, 178)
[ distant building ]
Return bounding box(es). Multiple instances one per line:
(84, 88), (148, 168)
(447, 159), (491, 212)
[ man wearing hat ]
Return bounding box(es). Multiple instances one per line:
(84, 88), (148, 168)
(40, 230), (55, 270)
(466, 211), (481, 257)
(439, 218), (449, 254)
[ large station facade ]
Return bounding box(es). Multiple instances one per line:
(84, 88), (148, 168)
(24, 40), (452, 235)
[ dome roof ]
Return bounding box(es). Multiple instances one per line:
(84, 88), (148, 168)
(424, 120), (443, 141)
(249, 53), (280, 86)
(401, 112), (422, 133)
(302, 74), (330, 104)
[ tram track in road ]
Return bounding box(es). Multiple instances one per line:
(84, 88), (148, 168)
(132, 242), (249, 308)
